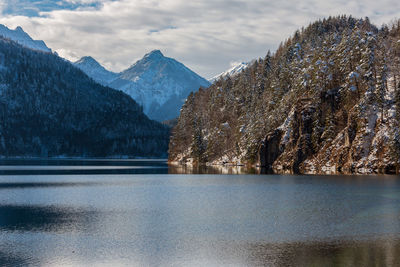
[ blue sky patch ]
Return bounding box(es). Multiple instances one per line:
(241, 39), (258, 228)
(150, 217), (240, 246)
(2, 0), (103, 17)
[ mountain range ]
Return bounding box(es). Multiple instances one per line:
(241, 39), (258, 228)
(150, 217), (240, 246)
(0, 33), (169, 157)
(0, 23), (244, 123)
(74, 50), (210, 121)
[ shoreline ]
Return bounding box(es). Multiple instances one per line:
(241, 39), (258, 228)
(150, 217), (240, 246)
(168, 160), (400, 175)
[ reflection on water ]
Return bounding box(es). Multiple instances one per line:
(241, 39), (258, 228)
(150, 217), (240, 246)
(0, 250), (31, 267)
(0, 158), (261, 175)
(0, 182), (107, 189)
(0, 159), (399, 266)
(240, 239), (400, 266)
(0, 205), (99, 233)
(168, 163), (262, 175)
(0, 159), (168, 175)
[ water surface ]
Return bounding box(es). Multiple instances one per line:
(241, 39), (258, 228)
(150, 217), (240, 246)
(0, 159), (399, 266)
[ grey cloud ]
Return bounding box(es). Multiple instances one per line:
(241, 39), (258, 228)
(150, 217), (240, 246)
(0, 0), (399, 78)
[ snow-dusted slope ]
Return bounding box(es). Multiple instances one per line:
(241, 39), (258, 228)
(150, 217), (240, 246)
(110, 50), (210, 121)
(75, 50), (210, 121)
(0, 24), (51, 52)
(74, 56), (118, 86)
(209, 62), (248, 83)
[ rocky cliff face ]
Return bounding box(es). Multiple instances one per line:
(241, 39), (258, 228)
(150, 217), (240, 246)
(260, 100), (317, 173)
(259, 82), (398, 174)
(169, 16), (400, 174)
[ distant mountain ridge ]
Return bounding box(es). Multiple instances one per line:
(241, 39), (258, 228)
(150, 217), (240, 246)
(0, 24), (51, 52)
(74, 50), (210, 121)
(74, 56), (118, 86)
(0, 24), (210, 122)
(209, 62), (249, 82)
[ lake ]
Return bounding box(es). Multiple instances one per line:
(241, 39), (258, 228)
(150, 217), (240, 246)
(0, 159), (399, 266)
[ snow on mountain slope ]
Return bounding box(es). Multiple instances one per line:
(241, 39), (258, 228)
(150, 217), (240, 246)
(0, 24), (51, 53)
(76, 50), (210, 121)
(209, 62), (249, 83)
(74, 56), (118, 86)
(110, 50), (210, 121)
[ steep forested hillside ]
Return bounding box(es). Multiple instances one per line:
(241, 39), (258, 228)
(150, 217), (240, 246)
(0, 37), (169, 157)
(169, 16), (400, 174)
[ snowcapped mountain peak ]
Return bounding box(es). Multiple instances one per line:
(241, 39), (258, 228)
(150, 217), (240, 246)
(122, 50), (178, 80)
(209, 61), (249, 83)
(128, 50), (166, 70)
(76, 56), (102, 67)
(144, 49), (164, 59)
(107, 51), (210, 121)
(75, 49), (210, 121)
(0, 24), (51, 53)
(74, 56), (117, 86)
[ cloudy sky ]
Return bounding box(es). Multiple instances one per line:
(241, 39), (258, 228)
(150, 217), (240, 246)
(0, 0), (399, 78)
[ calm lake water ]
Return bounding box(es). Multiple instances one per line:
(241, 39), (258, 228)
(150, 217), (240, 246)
(0, 159), (399, 266)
